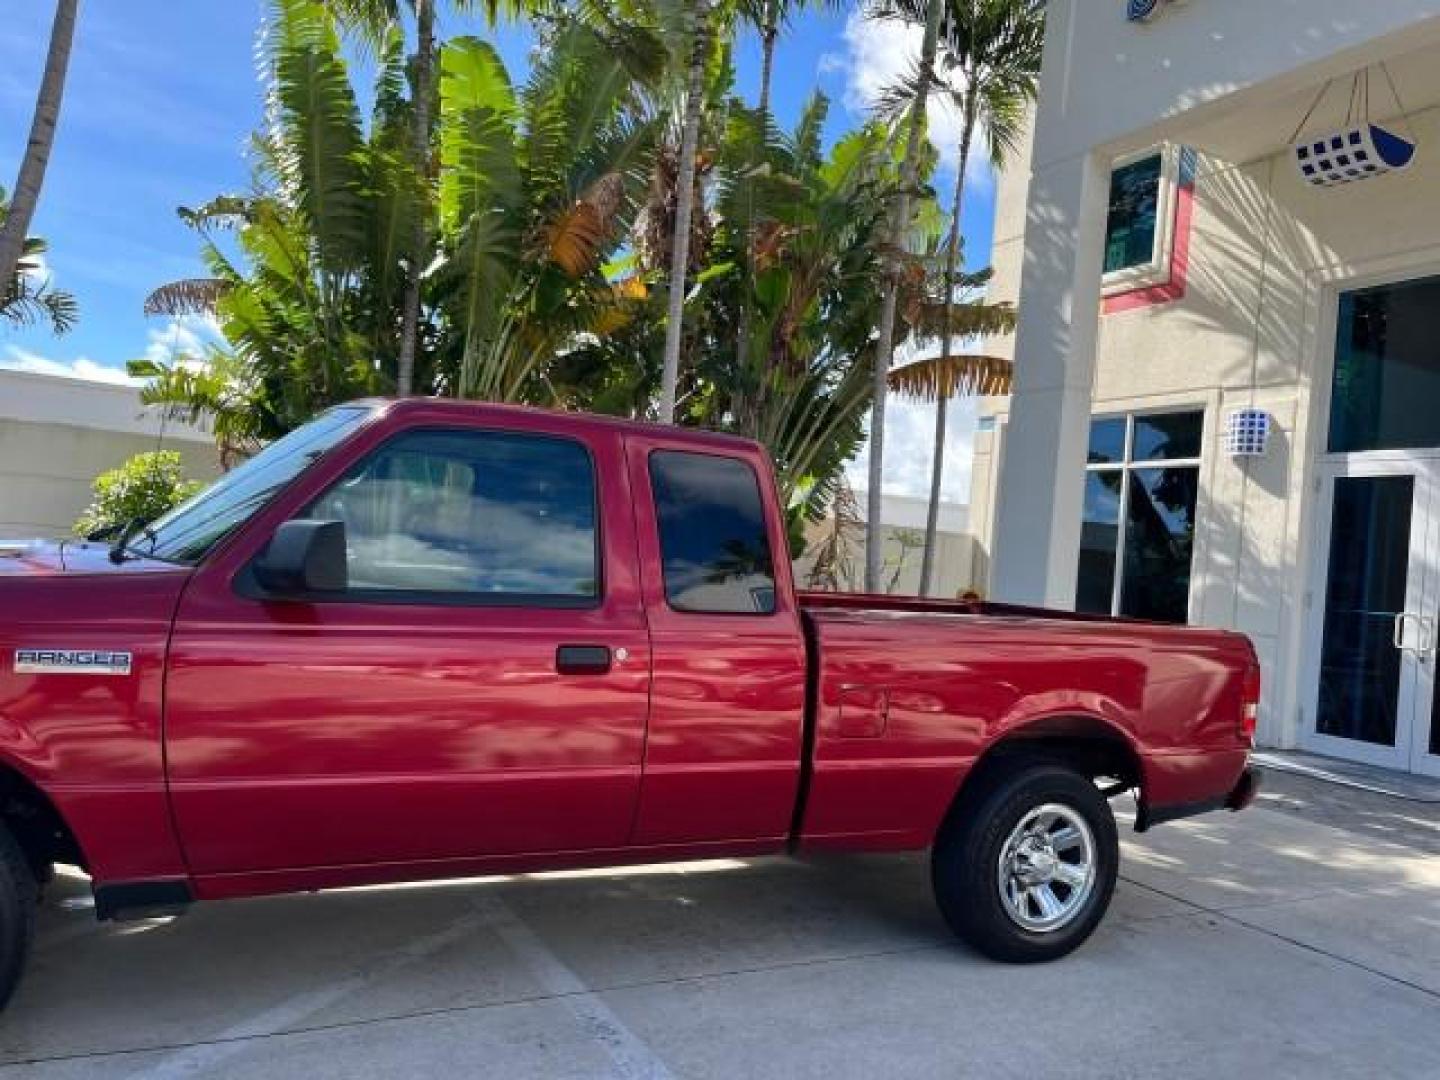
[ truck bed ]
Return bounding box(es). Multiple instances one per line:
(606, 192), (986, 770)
(793, 591), (1256, 849)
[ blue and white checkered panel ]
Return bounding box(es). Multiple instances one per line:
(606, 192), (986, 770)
(1295, 124), (1416, 187)
(1225, 410), (1271, 457)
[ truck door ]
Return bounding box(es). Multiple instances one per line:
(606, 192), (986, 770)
(623, 435), (808, 847)
(164, 413), (651, 877)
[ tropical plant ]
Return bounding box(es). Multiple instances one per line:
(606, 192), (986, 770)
(861, 0), (945, 591)
(73, 451), (204, 540)
(141, 0), (661, 422)
(0, 0), (78, 295)
(427, 25), (660, 400)
(142, 0), (422, 434)
(877, 0), (1043, 594)
(323, 0), (520, 396)
(0, 188), (77, 334)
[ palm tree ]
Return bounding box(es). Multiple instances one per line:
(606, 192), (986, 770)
(878, 0), (1043, 594)
(656, 0), (715, 423)
(742, 0), (841, 122)
(669, 96), (946, 540)
(861, 0), (944, 592)
(0, 187), (77, 334)
(0, 0), (79, 296)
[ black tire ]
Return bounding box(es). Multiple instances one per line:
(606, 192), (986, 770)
(0, 824), (37, 1010)
(932, 762), (1118, 963)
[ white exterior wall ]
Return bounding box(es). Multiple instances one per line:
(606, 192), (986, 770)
(979, 1), (1440, 752)
(0, 371), (216, 539)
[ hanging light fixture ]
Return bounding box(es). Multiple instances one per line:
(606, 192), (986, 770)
(1292, 65), (1418, 188)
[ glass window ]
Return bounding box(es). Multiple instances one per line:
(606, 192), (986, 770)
(1087, 418), (1128, 466)
(305, 429), (599, 602)
(650, 451), (776, 614)
(1132, 411), (1203, 462)
(1103, 153), (1163, 275)
(1075, 411), (1203, 624)
(1120, 466), (1199, 623)
(1330, 275), (1440, 453)
(1077, 472), (1123, 615)
(139, 405), (376, 564)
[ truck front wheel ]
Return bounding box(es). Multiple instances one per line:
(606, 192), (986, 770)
(0, 823), (36, 1009)
(932, 763), (1119, 963)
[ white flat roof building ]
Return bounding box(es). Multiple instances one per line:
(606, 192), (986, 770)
(975, 0), (1440, 777)
(0, 369), (216, 538)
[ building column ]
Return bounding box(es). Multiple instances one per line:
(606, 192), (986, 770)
(991, 151), (1110, 608)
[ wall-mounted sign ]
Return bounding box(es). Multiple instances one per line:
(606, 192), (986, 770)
(1127, 0), (1186, 23)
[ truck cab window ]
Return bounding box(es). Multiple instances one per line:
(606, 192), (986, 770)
(305, 429), (599, 603)
(649, 451), (776, 614)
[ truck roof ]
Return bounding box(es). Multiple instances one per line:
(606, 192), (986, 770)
(359, 397), (767, 456)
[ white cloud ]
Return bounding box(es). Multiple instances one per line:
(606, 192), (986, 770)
(0, 346), (141, 387)
(0, 314), (225, 389)
(848, 394), (980, 505)
(839, 11), (995, 192)
(141, 314), (223, 367)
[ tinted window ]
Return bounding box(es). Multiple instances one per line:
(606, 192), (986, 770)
(306, 429), (598, 602)
(650, 451), (776, 614)
(1087, 418), (1127, 466)
(1330, 275), (1440, 453)
(1077, 472), (1122, 615)
(1132, 411), (1203, 461)
(1120, 466), (1199, 623)
(1103, 153), (1162, 275)
(1076, 409), (1202, 625)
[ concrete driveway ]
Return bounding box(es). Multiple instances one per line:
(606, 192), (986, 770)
(2, 796), (1438, 1079)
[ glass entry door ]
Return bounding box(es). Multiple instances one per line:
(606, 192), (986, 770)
(1306, 460), (1440, 776)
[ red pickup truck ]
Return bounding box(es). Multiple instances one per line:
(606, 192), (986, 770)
(0, 399), (1260, 1005)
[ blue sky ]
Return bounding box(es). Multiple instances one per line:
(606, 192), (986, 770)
(1, 2), (998, 501)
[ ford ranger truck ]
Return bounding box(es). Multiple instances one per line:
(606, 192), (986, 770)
(0, 399), (1261, 1006)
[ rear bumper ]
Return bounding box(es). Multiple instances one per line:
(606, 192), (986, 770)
(1135, 764), (1263, 832)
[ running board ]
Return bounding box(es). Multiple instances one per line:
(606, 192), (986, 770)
(93, 880), (194, 921)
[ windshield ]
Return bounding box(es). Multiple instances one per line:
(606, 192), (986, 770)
(134, 405), (377, 565)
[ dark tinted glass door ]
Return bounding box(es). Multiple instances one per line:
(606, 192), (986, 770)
(1315, 476), (1414, 747)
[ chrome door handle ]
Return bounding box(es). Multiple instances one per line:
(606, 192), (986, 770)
(1394, 612), (1412, 650)
(1392, 613), (1433, 655)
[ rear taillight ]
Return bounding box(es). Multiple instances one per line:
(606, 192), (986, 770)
(1240, 662), (1261, 743)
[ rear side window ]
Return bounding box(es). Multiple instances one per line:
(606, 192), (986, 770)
(304, 428), (599, 604)
(649, 450), (776, 614)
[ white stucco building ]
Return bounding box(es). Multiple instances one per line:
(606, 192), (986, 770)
(0, 370), (216, 538)
(972, 0), (1440, 777)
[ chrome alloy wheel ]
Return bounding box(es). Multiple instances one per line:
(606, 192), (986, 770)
(996, 803), (1097, 933)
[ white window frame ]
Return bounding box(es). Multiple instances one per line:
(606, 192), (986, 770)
(1082, 408), (1205, 620)
(1101, 144), (1183, 298)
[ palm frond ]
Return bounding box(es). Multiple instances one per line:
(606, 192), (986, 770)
(268, 0), (370, 271)
(905, 297), (1016, 340)
(888, 351), (1013, 401)
(144, 279), (231, 318)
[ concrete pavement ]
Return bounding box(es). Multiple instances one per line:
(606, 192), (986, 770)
(1, 799), (1437, 1078)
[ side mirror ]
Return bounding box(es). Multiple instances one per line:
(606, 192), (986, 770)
(253, 520), (348, 596)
